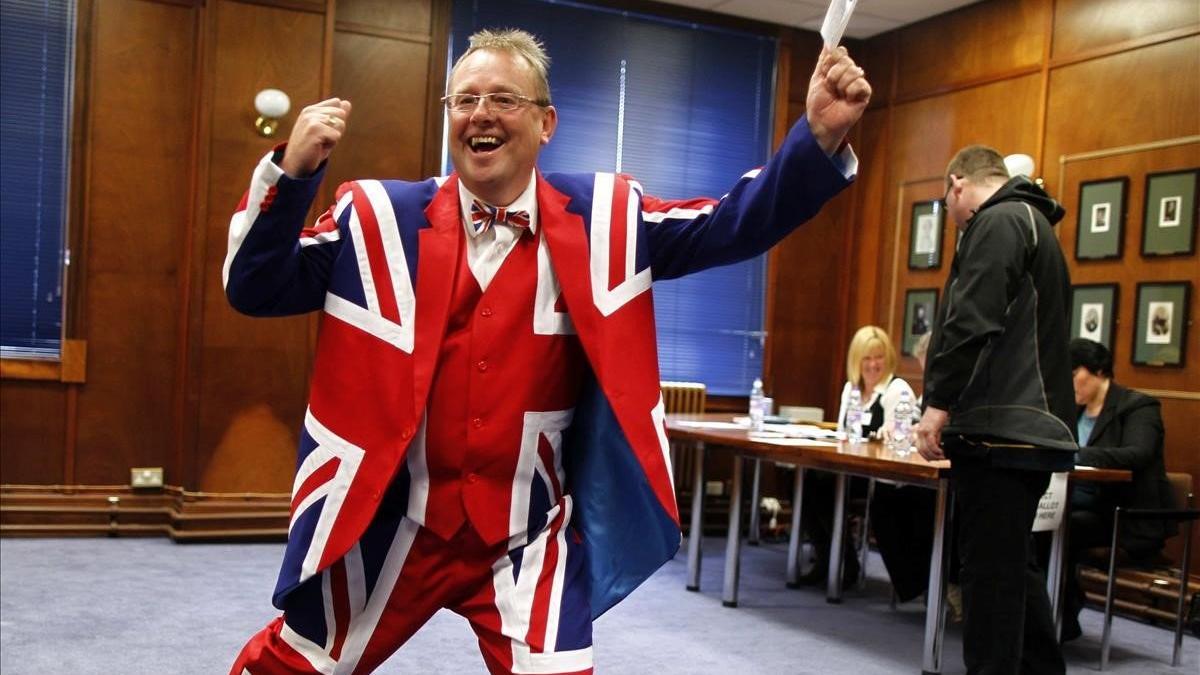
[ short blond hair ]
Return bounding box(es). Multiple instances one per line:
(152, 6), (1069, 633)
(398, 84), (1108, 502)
(846, 325), (898, 390)
(449, 28), (552, 105)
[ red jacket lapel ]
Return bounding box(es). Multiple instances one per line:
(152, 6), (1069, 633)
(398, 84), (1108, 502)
(413, 175), (462, 419)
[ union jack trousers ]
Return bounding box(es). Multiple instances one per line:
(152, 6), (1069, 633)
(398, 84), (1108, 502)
(233, 483), (592, 675)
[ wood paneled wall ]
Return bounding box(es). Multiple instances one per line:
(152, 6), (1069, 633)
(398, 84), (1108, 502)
(0, 0), (447, 496)
(767, 0), (1199, 566)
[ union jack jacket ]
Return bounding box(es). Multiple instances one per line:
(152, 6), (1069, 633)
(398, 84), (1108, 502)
(223, 117), (852, 618)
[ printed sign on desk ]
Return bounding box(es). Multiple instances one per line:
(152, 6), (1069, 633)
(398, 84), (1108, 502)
(1032, 472), (1068, 532)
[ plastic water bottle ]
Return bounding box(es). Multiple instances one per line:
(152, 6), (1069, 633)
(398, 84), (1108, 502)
(845, 388), (864, 443)
(749, 378), (765, 433)
(888, 390), (915, 455)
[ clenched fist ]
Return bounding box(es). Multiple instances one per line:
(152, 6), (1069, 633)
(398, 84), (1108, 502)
(280, 97), (353, 178)
(806, 46), (871, 156)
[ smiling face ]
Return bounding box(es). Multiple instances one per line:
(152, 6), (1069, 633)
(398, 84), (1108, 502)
(446, 49), (557, 206)
(860, 343), (886, 392)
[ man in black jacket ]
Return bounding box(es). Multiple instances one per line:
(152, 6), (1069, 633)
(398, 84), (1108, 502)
(1057, 338), (1175, 640)
(915, 145), (1076, 675)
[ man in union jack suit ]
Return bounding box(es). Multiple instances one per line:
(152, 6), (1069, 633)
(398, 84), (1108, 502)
(226, 28), (870, 675)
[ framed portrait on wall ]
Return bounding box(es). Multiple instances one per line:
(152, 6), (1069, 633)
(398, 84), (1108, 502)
(1075, 177), (1128, 260)
(1132, 281), (1191, 367)
(908, 200), (944, 270)
(1070, 283), (1118, 350)
(902, 288), (938, 356)
(1141, 168), (1198, 256)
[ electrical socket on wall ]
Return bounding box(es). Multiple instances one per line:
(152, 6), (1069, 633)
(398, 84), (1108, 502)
(130, 467), (163, 488)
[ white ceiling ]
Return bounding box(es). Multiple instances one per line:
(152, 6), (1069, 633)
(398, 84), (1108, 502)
(654, 0), (982, 39)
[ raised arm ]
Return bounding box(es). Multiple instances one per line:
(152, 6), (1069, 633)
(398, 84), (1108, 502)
(642, 48), (870, 279)
(223, 98), (353, 316)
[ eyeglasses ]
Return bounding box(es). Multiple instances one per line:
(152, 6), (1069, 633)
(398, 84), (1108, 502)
(441, 92), (547, 113)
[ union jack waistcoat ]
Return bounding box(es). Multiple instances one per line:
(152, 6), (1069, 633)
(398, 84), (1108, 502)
(223, 117), (851, 618)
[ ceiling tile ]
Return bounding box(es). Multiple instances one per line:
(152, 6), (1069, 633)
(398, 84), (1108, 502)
(798, 11), (904, 39)
(858, 0), (980, 22)
(712, 0), (827, 28)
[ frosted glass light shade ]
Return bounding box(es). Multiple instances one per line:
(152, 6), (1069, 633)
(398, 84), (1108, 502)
(254, 89), (291, 118)
(1004, 153), (1035, 179)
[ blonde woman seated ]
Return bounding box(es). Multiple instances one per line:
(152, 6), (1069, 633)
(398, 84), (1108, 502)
(798, 326), (913, 585)
(835, 325), (915, 437)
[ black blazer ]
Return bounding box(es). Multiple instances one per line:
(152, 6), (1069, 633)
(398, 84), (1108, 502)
(1077, 383), (1177, 551)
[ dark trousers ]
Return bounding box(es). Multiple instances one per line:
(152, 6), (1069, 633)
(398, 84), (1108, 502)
(953, 460), (1065, 675)
(800, 471), (864, 581)
(870, 483), (959, 602)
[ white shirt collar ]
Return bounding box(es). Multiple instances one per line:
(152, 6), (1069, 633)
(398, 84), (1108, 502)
(457, 171), (539, 238)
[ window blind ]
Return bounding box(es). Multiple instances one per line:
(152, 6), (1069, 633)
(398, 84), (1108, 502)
(449, 0), (775, 395)
(0, 0), (75, 357)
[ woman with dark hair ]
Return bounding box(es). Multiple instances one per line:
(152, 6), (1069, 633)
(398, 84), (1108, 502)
(1057, 338), (1176, 640)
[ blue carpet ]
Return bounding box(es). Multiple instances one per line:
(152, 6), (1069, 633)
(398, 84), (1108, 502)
(1, 537), (1194, 673)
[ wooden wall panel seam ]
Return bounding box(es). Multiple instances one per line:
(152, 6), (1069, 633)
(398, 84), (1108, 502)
(885, 181), (917, 339)
(892, 64), (1043, 106)
(421, 0), (451, 178)
(884, 27), (1198, 110)
(1057, 136), (1200, 163)
(335, 20), (431, 44)
(1033, 0), (1056, 184)
(176, 0), (210, 492)
(315, 0), (335, 216)
(1056, 136), (1200, 198)
(872, 44), (902, 365)
(761, 30), (793, 396)
(321, 0), (335, 97)
(185, 0), (223, 491)
(227, 0), (324, 15)
(64, 386), (78, 484)
(65, 0), (95, 338)
(1048, 24), (1200, 70)
(75, 0), (100, 341)
(143, 0), (204, 8)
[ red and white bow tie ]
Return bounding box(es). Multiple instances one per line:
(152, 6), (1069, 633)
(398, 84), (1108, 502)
(470, 199), (531, 235)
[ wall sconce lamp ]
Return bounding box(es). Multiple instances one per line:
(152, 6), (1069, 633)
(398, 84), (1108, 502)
(254, 88), (291, 137)
(1004, 153), (1044, 187)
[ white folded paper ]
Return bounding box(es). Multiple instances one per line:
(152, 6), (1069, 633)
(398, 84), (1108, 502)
(820, 0), (857, 48)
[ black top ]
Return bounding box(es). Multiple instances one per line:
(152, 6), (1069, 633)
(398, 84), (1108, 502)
(1077, 383), (1176, 551)
(923, 177), (1077, 469)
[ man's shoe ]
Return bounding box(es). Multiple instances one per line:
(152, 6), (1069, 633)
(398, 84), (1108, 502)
(1060, 616), (1083, 643)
